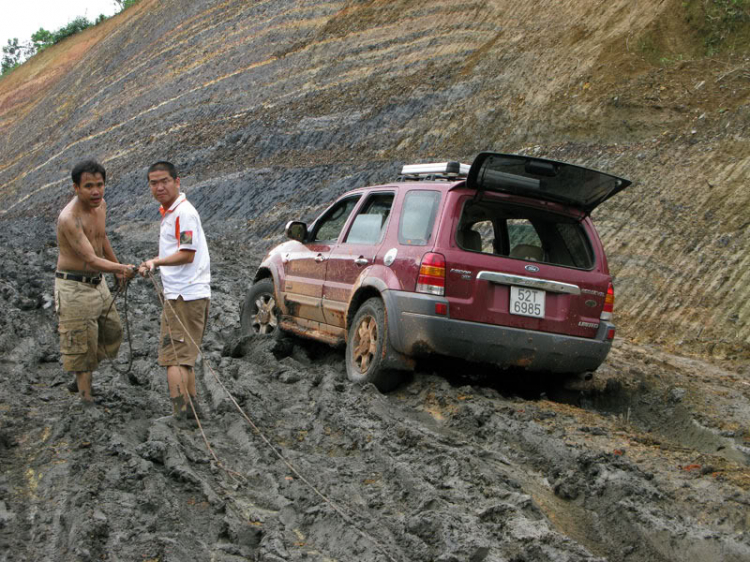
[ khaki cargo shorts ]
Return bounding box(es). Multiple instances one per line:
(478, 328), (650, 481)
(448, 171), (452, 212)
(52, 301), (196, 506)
(54, 274), (122, 373)
(158, 297), (209, 367)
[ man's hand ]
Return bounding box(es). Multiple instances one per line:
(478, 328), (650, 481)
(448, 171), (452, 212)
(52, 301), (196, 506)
(115, 264), (136, 288)
(138, 259), (158, 277)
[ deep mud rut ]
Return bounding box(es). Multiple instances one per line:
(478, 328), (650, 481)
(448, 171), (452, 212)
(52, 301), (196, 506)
(0, 224), (749, 562)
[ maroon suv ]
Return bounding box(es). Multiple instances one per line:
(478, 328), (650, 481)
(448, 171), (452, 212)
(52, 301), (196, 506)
(241, 152), (631, 390)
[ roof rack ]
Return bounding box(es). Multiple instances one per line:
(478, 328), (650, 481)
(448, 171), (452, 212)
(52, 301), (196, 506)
(400, 161), (470, 181)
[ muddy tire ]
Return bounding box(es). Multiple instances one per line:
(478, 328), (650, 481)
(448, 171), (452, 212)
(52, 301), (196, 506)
(346, 298), (400, 392)
(241, 279), (280, 337)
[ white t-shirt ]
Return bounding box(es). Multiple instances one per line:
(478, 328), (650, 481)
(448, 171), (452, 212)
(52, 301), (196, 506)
(159, 193), (210, 300)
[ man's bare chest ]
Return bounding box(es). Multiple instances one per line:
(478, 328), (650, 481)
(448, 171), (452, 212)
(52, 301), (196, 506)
(75, 215), (105, 248)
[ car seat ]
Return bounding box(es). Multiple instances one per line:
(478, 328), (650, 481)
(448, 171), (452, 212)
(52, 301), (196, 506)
(458, 229), (482, 251)
(509, 244), (544, 261)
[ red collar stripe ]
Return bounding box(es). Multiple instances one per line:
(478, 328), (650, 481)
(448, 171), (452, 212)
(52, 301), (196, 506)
(159, 198), (186, 217)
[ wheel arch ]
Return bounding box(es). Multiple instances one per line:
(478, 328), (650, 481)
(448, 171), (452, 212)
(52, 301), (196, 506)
(346, 284), (383, 337)
(253, 266), (275, 285)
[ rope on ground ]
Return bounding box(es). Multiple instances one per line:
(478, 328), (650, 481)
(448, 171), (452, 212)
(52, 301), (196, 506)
(145, 270), (400, 562)
(102, 276), (135, 376)
(145, 271), (244, 482)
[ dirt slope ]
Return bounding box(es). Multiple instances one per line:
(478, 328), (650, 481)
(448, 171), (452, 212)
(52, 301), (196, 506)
(0, 1), (749, 561)
(0, 0), (748, 358)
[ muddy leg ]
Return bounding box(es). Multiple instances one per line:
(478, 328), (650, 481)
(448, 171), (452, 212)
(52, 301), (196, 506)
(167, 365), (190, 417)
(186, 367), (196, 401)
(75, 371), (93, 403)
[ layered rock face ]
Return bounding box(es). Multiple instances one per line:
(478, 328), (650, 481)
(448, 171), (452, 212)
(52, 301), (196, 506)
(0, 0), (748, 360)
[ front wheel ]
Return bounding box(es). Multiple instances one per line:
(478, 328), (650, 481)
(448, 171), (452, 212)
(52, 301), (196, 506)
(345, 298), (400, 392)
(241, 279), (279, 337)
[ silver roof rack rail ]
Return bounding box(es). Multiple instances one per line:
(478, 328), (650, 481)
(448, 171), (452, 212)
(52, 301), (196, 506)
(400, 161), (470, 180)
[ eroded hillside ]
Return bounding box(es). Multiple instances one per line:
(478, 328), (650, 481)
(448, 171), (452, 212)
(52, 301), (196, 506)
(1, 2), (750, 561)
(2, 0), (748, 360)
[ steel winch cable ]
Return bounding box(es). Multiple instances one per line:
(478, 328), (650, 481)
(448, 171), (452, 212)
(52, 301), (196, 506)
(143, 269), (401, 562)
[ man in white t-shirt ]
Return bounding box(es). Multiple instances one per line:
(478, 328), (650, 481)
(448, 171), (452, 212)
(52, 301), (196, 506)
(137, 161), (210, 424)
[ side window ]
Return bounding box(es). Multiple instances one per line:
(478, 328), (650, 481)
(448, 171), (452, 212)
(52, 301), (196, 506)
(344, 193), (394, 245)
(507, 219), (544, 262)
(398, 190), (441, 246)
(312, 196), (361, 243)
(551, 223), (594, 268)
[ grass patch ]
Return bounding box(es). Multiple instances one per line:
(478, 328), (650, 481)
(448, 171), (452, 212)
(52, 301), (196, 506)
(637, 0), (750, 65)
(683, 0), (750, 56)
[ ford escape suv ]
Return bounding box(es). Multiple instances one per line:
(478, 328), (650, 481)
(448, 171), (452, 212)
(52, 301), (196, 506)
(241, 152), (631, 391)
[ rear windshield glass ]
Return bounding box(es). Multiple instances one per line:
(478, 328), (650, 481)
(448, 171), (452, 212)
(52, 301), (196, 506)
(398, 190), (441, 246)
(457, 198), (595, 269)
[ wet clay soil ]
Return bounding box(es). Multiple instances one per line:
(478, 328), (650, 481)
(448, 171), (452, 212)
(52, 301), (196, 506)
(0, 224), (748, 562)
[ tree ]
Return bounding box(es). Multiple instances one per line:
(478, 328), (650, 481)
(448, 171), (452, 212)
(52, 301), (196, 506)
(31, 28), (54, 52)
(52, 17), (92, 43)
(114, 0), (140, 11)
(1, 38), (33, 76)
(1, 9), (118, 78)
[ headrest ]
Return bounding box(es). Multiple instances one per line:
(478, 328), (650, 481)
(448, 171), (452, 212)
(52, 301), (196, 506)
(509, 244), (544, 261)
(458, 229), (482, 251)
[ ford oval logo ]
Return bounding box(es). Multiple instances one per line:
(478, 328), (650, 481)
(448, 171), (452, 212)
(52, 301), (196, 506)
(525, 265), (540, 273)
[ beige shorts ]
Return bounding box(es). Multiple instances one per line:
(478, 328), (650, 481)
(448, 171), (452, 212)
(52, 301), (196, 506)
(55, 274), (122, 373)
(158, 297), (209, 367)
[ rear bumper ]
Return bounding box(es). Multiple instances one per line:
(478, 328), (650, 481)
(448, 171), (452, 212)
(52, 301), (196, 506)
(383, 290), (613, 373)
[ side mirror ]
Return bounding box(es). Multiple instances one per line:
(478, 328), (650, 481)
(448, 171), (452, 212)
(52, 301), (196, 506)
(285, 221), (307, 242)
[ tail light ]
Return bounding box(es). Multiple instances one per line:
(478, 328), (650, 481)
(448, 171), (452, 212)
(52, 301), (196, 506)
(416, 253), (446, 296)
(601, 282), (614, 321)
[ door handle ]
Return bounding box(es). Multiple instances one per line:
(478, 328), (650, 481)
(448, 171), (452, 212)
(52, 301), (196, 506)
(354, 257), (368, 266)
(315, 254), (326, 263)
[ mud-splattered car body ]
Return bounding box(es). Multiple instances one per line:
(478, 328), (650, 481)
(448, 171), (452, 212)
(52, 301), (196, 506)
(243, 153), (631, 390)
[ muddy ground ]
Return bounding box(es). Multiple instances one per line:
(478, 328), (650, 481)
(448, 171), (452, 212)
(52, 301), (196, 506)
(0, 218), (747, 562)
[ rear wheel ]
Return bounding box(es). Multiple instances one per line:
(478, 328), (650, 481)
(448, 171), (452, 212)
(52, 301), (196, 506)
(241, 279), (279, 336)
(346, 298), (400, 392)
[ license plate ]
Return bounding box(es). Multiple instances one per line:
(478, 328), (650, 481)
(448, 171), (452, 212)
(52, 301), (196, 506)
(510, 286), (545, 318)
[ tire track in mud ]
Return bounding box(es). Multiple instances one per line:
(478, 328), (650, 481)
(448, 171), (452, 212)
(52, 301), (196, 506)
(194, 331), (748, 562)
(3, 329), (750, 561)
(0, 230), (749, 561)
(172, 335), (599, 561)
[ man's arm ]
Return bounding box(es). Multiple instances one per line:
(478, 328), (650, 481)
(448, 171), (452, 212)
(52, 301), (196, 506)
(102, 234), (134, 280)
(60, 215), (134, 275)
(138, 250), (195, 276)
(102, 234), (118, 263)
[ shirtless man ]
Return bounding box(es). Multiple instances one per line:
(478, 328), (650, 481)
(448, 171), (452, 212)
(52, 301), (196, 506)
(55, 160), (135, 404)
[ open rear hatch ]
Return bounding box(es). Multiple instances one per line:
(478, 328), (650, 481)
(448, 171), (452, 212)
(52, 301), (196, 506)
(466, 152), (632, 214)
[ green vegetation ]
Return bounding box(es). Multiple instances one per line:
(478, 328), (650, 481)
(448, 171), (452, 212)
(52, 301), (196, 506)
(2, 17), (94, 77)
(684, 0), (750, 56)
(1, 0), (141, 77)
(1, 38), (30, 75)
(637, 0), (750, 66)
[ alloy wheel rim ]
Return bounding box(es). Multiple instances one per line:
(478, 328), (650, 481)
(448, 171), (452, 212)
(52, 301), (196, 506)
(353, 315), (378, 373)
(252, 294), (277, 334)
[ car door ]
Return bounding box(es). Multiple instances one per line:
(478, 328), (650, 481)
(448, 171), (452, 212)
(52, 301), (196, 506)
(282, 195), (361, 323)
(322, 191), (395, 327)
